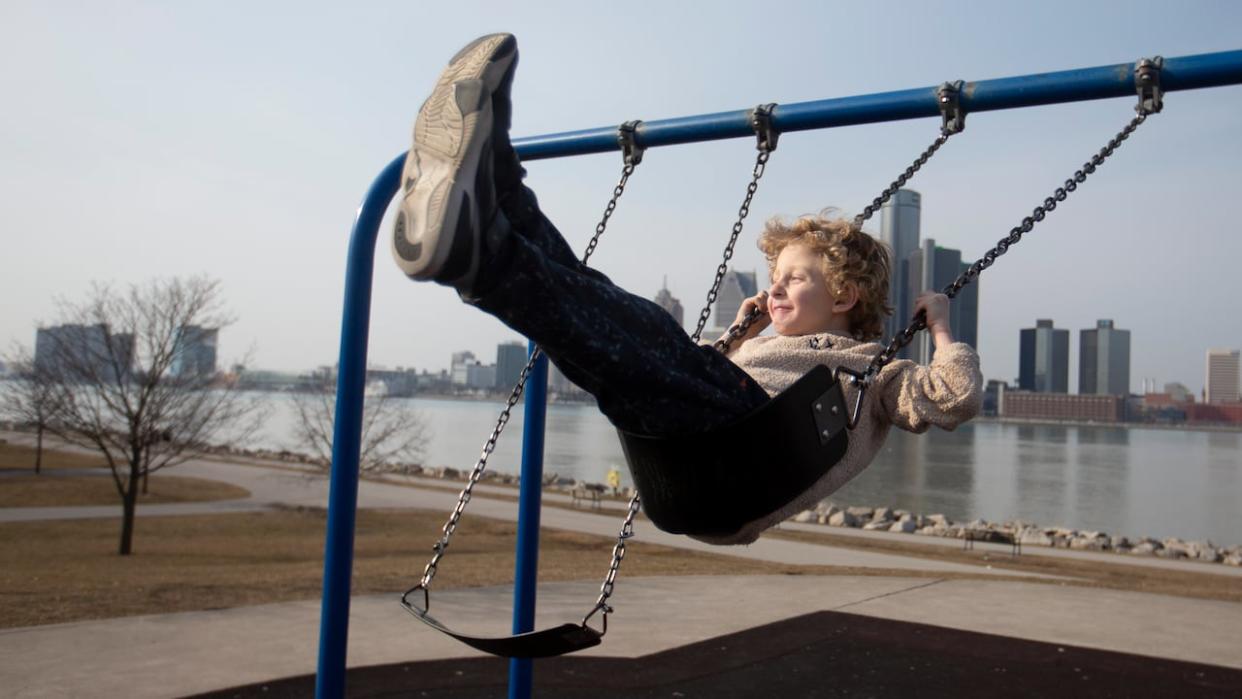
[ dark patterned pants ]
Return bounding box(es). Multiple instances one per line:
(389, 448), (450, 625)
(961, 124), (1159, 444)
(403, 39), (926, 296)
(469, 186), (770, 437)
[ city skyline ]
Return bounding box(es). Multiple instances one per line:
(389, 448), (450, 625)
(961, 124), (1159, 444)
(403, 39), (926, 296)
(11, 290), (1238, 403)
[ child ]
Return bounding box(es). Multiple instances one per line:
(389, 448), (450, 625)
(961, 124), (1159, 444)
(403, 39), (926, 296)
(393, 34), (983, 544)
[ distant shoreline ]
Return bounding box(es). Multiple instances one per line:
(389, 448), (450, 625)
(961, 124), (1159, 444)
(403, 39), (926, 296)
(242, 388), (1241, 433)
(975, 415), (1242, 434)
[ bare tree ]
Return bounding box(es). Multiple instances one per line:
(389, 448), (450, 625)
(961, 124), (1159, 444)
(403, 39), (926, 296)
(1, 346), (61, 473)
(38, 276), (261, 555)
(289, 368), (429, 474)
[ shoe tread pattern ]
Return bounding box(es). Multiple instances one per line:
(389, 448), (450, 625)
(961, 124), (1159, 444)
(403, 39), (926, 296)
(414, 34), (510, 160)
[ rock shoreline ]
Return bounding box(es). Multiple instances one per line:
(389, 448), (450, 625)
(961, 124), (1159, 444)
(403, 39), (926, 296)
(787, 502), (1242, 567)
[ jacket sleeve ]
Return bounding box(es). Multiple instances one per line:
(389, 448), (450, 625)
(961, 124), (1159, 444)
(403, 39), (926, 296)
(873, 342), (983, 433)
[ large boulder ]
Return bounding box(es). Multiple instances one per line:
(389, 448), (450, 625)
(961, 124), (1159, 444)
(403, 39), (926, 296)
(1069, 535), (1108, 551)
(889, 519), (918, 534)
(847, 506), (875, 521)
(1019, 528), (1053, 547)
(829, 510), (860, 528)
(926, 514), (950, 527)
(793, 510), (816, 523)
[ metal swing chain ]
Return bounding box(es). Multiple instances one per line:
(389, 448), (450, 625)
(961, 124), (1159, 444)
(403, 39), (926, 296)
(582, 490), (642, 633)
(859, 59), (1164, 385)
(414, 122), (646, 595)
(715, 82), (967, 354)
(691, 103), (779, 344)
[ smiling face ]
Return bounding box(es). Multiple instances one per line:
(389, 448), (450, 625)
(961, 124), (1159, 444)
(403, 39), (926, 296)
(767, 242), (847, 336)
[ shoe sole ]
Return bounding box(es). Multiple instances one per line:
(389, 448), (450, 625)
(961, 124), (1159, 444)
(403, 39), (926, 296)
(393, 34), (517, 281)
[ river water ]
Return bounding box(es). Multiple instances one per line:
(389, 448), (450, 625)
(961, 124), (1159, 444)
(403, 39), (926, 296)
(248, 394), (1242, 546)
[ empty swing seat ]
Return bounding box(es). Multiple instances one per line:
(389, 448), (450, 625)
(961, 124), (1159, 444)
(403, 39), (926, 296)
(617, 365), (851, 539)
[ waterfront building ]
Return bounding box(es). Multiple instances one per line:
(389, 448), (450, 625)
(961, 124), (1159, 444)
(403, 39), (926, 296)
(466, 363), (496, 390)
(34, 323), (135, 382)
(495, 341), (527, 388)
(904, 238), (979, 363)
(365, 367), (419, 397)
(449, 351), (477, 386)
(653, 277), (685, 330)
(1001, 391), (1125, 423)
(1018, 320), (1069, 393)
(880, 189), (921, 348)
(982, 379), (1009, 417)
(711, 269), (758, 336)
(1205, 348), (1240, 404)
(171, 325), (219, 377)
(1164, 382), (1193, 402)
(1079, 320), (1130, 396)
(1185, 402), (1242, 425)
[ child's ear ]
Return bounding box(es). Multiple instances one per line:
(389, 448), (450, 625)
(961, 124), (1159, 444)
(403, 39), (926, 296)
(833, 283), (859, 314)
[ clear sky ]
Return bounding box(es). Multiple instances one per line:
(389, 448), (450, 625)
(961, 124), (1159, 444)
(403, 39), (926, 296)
(2, 0), (1240, 395)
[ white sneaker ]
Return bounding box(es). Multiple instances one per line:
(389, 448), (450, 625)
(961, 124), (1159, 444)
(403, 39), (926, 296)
(392, 34), (518, 288)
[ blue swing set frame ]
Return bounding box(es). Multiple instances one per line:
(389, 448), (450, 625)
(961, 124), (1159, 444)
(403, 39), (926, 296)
(314, 49), (1242, 699)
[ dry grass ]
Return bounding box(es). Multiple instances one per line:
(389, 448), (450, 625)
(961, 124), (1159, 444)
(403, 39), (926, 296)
(763, 527), (1242, 603)
(0, 507), (897, 630)
(0, 441), (107, 471)
(0, 474), (250, 507)
(0, 443), (250, 506)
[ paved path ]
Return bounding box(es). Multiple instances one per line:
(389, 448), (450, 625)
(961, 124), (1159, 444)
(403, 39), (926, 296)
(3, 575), (1241, 699)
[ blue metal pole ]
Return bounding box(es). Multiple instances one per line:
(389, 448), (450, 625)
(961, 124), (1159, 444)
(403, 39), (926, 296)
(315, 153), (404, 699)
(508, 345), (550, 699)
(511, 49), (1242, 161)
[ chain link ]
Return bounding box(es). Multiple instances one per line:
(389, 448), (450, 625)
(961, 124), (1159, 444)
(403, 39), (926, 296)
(582, 491), (642, 632)
(862, 112), (1151, 382)
(853, 132), (951, 229)
(416, 153), (642, 592)
(691, 148), (772, 343)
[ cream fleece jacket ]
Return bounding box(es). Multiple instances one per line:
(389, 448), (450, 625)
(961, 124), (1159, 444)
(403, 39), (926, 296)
(696, 332), (983, 545)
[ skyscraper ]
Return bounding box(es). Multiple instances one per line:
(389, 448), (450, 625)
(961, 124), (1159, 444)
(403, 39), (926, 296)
(652, 277), (684, 329)
(35, 323), (135, 383)
(495, 341), (527, 388)
(1079, 320), (1130, 395)
(905, 238), (979, 363)
(1019, 320), (1069, 393)
(879, 189), (921, 344)
(449, 351), (476, 386)
(1205, 349), (1240, 404)
(711, 269), (758, 336)
(171, 325), (219, 377)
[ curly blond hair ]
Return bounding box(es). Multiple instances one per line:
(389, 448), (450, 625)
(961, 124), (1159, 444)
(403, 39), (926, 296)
(757, 210), (892, 341)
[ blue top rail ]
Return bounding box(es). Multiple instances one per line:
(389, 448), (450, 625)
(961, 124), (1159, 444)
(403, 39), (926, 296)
(512, 50), (1242, 161)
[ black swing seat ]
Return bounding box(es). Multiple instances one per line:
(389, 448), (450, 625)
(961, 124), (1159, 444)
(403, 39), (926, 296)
(401, 588), (603, 658)
(617, 364), (851, 539)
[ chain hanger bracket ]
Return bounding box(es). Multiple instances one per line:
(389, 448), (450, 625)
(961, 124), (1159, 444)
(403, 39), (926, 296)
(937, 80), (967, 135)
(618, 120), (645, 166)
(1135, 56), (1164, 115)
(750, 103), (780, 152)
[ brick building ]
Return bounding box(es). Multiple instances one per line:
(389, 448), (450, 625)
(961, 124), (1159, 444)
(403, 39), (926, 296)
(1000, 391), (1126, 423)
